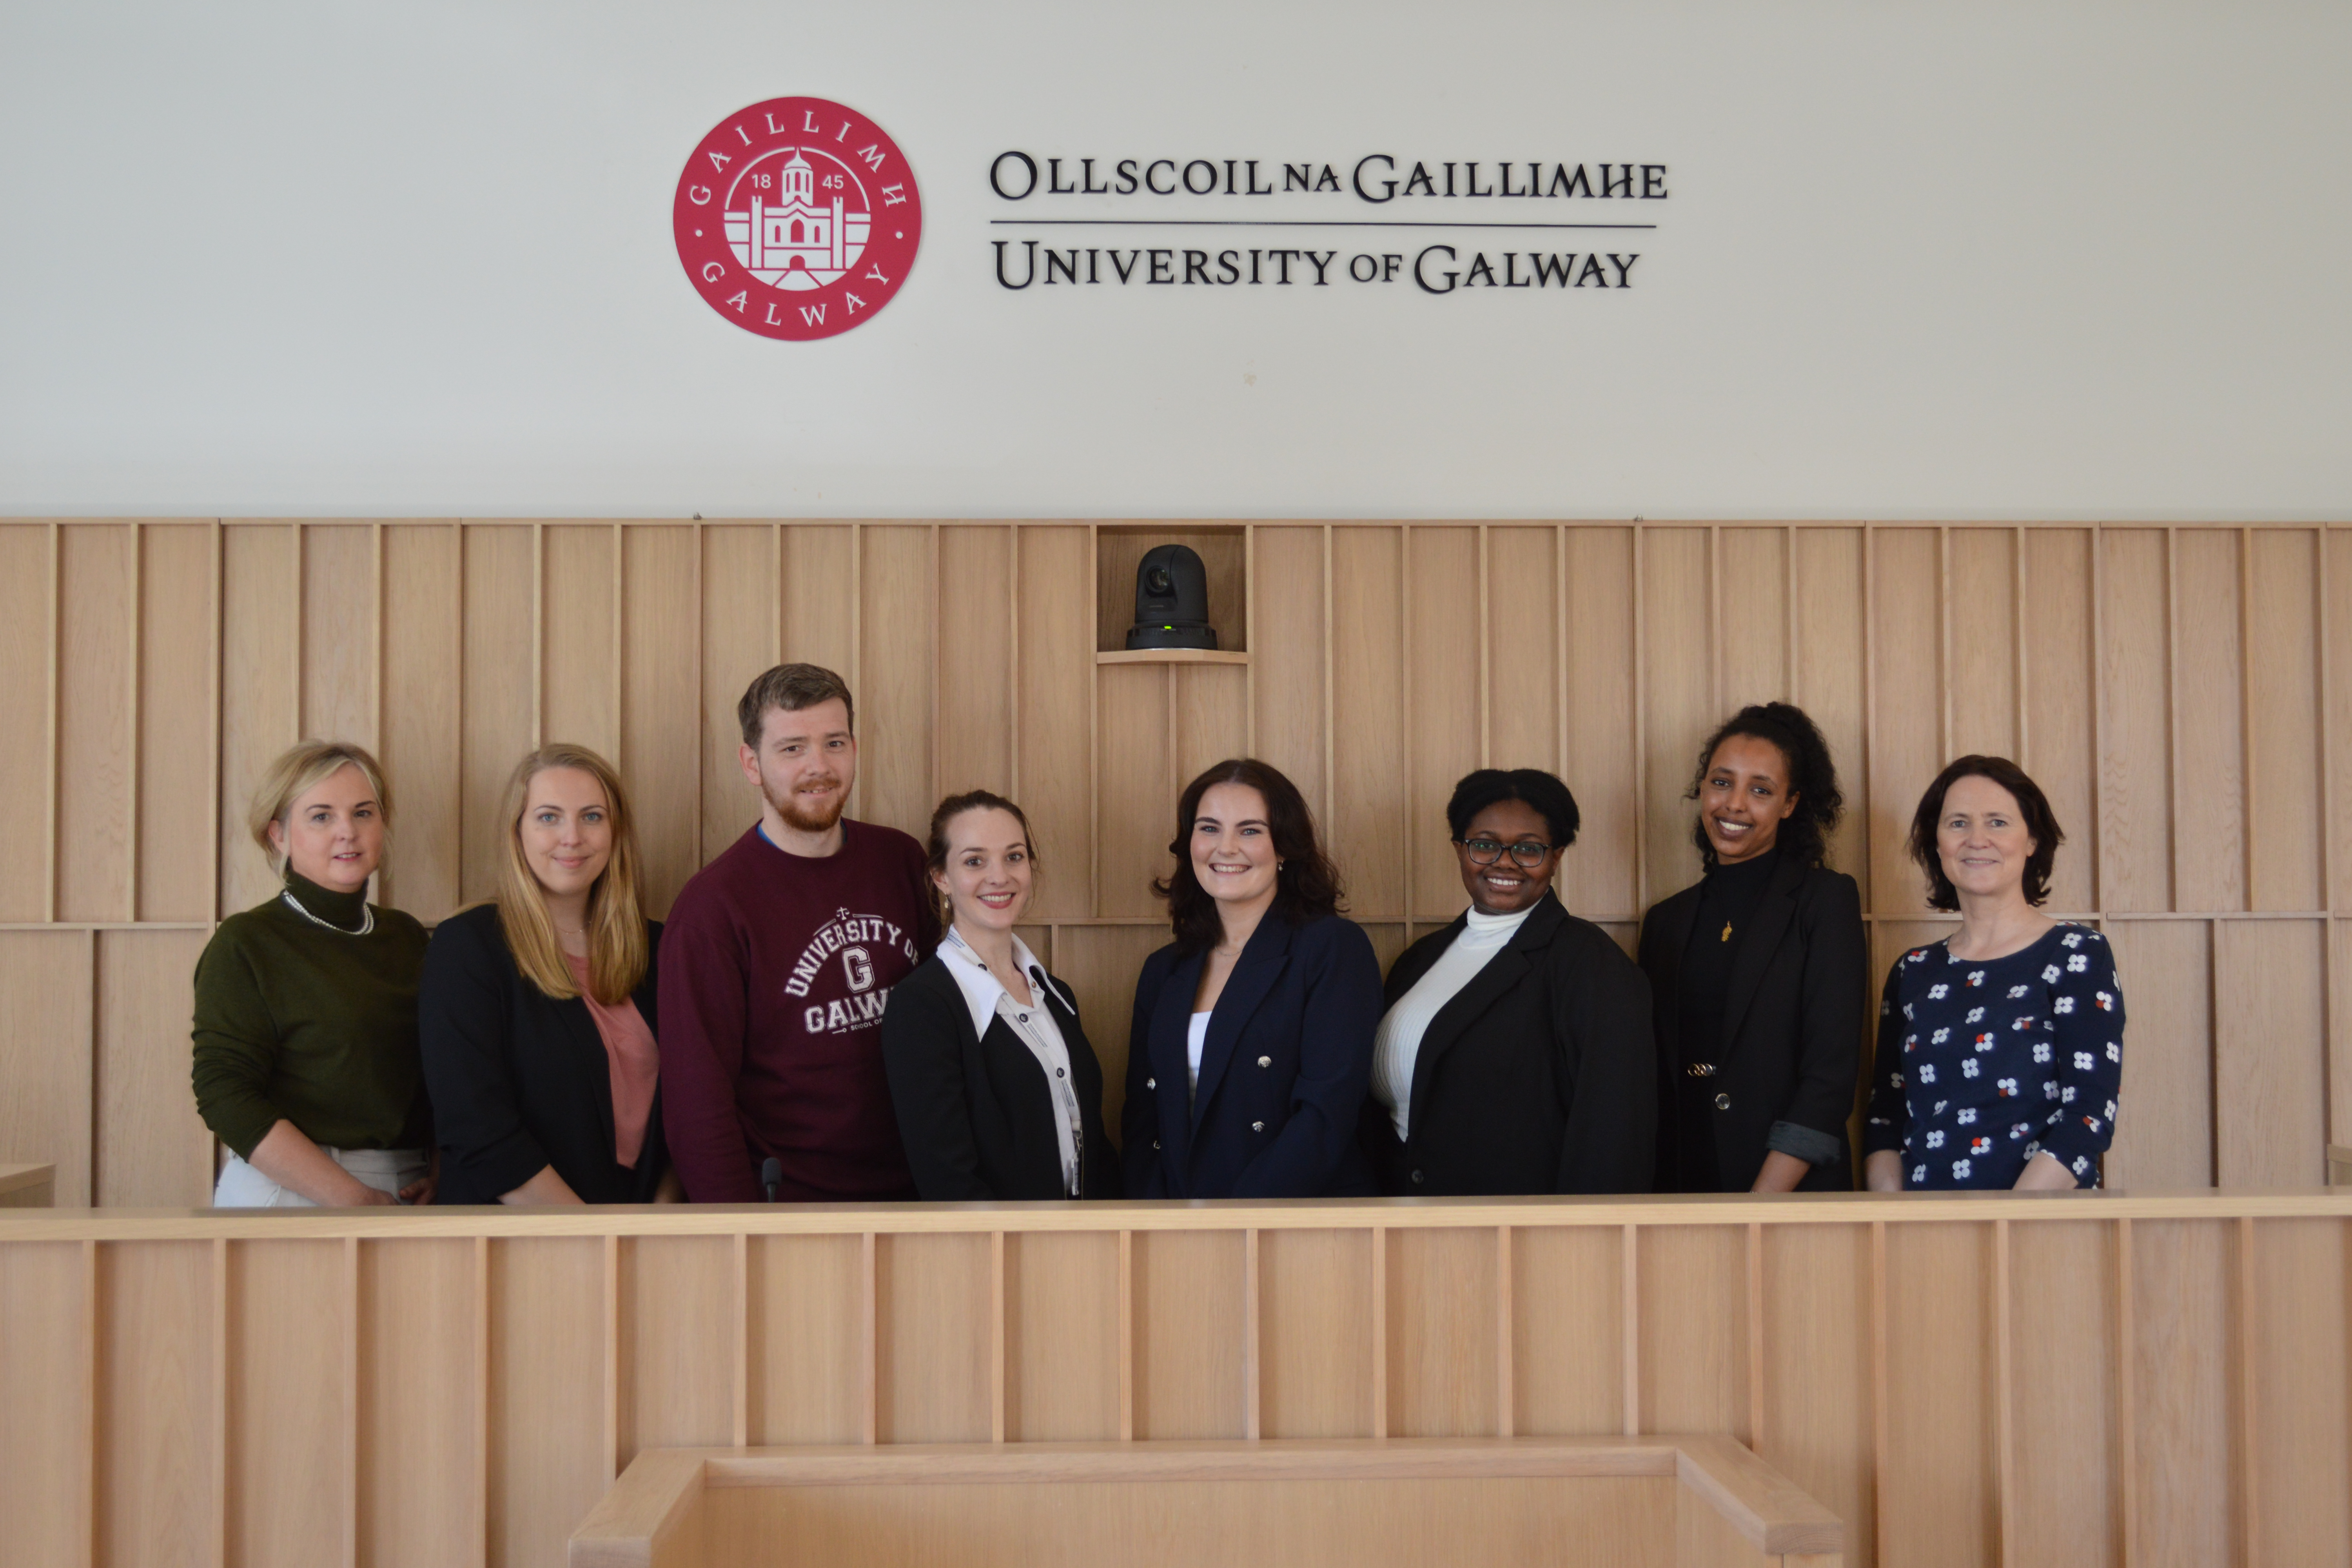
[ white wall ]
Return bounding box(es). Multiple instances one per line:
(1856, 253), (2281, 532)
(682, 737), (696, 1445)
(2, 1), (2345, 519)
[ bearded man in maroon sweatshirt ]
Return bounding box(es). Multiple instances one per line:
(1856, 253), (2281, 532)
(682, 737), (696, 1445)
(659, 664), (937, 1201)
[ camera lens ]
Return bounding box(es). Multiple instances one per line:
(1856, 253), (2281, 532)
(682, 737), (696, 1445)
(1147, 566), (1172, 595)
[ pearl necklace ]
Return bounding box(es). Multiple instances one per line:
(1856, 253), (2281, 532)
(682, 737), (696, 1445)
(281, 887), (375, 937)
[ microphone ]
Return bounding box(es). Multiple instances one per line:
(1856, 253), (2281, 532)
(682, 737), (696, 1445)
(760, 1157), (782, 1203)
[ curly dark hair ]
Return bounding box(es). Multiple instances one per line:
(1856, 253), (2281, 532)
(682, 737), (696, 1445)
(1154, 759), (1344, 955)
(1906, 755), (2064, 911)
(1444, 768), (1580, 848)
(1686, 702), (1844, 870)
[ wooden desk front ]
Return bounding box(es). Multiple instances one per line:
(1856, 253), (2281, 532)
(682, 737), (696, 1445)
(2, 1191), (2346, 1568)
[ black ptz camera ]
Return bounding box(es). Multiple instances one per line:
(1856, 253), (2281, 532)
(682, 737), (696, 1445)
(1126, 544), (1218, 650)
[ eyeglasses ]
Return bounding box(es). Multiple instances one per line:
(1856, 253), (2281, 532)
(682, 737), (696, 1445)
(1456, 837), (1555, 868)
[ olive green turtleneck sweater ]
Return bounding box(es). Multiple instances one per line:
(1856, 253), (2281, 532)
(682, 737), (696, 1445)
(191, 870), (432, 1160)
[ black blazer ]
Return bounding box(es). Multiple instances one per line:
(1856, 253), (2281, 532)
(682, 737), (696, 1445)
(1361, 893), (1656, 1196)
(879, 953), (1120, 1201)
(1122, 913), (1381, 1199)
(1636, 856), (1865, 1192)
(420, 903), (668, 1204)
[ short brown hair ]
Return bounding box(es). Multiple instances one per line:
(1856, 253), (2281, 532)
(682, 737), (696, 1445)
(1907, 755), (2064, 911)
(737, 663), (855, 747)
(1155, 759), (1343, 955)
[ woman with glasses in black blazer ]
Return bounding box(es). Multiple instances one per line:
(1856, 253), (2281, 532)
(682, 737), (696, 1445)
(1362, 768), (1655, 1196)
(1637, 703), (1866, 1193)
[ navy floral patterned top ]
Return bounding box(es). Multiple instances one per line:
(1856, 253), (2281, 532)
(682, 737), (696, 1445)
(1863, 923), (2124, 1189)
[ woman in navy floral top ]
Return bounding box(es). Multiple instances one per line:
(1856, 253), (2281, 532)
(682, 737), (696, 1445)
(1864, 756), (2123, 1191)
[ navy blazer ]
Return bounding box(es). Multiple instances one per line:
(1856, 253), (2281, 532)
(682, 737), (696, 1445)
(1120, 913), (1381, 1199)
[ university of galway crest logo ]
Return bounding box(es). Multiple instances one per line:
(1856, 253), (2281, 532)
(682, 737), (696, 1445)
(672, 97), (922, 341)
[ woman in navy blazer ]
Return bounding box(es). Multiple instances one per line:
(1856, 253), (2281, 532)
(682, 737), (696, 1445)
(1122, 759), (1382, 1198)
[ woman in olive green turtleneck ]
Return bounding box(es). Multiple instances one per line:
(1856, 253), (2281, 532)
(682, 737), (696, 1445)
(192, 741), (434, 1207)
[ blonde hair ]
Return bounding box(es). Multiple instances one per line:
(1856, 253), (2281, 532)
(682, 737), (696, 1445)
(247, 740), (393, 871)
(494, 744), (649, 1005)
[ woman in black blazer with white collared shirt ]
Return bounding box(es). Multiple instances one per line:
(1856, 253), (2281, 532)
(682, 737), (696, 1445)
(881, 791), (1118, 1200)
(422, 745), (675, 1204)
(1637, 704), (1866, 1193)
(1363, 769), (1655, 1195)
(1123, 759), (1382, 1200)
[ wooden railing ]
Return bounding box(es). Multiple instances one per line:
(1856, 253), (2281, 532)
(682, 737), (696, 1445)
(2, 1190), (2347, 1568)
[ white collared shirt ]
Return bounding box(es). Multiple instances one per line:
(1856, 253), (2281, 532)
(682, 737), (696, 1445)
(939, 926), (1085, 1195)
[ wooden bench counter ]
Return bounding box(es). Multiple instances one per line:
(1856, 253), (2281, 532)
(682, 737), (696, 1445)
(2, 1190), (2347, 1568)
(571, 1436), (1844, 1568)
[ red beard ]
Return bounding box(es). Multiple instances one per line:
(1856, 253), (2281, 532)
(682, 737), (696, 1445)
(766, 775), (846, 834)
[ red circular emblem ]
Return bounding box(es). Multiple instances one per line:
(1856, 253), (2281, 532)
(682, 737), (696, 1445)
(672, 97), (923, 341)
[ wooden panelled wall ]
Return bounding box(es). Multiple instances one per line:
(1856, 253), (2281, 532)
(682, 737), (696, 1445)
(1, 1197), (2348, 1568)
(1, 520), (2348, 1204)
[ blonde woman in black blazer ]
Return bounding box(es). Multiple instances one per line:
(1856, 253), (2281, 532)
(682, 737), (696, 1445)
(1637, 704), (1866, 1194)
(421, 745), (676, 1204)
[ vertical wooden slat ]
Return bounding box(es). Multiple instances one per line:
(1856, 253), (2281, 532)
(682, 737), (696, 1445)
(341, 1235), (359, 1568)
(602, 1232), (619, 1480)
(1555, 527), (1570, 789)
(1399, 526), (1414, 938)
(1708, 523), (1724, 717)
(1243, 1227), (1262, 1440)
(472, 1235), (488, 1568)
(123, 524), (142, 921)
(2090, 526), (2109, 911)
(530, 519), (545, 748)
(2117, 1218), (2139, 1568)
(1784, 523), (1800, 707)
(80, 1238), (97, 1568)
(1494, 1224), (1514, 1437)
(2014, 525), (2031, 768)
(1369, 1224), (1388, 1439)
(1242, 523), (1255, 757)
(2165, 528), (2184, 908)
(989, 1230), (1007, 1443)
(1937, 525), (1953, 761)
(44, 520), (60, 922)
(1477, 523), (1492, 767)
(732, 1231), (750, 1449)
(1322, 524), (1336, 837)
(211, 1236), (229, 1568)
(1871, 1219), (1890, 1568)
(1994, 1218), (2015, 1568)
(1010, 525), (1024, 795)
(610, 521), (626, 764)
(1745, 1221), (1765, 1452)
(2238, 528), (2258, 909)
(2236, 1214), (2261, 1568)
(1620, 1222), (1639, 1436)
(1631, 524), (1649, 915)
(1116, 1229), (1134, 1441)
(1089, 525), (1100, 916)
(860, 1230), (878, 1445)
(205, 521), (224, 923)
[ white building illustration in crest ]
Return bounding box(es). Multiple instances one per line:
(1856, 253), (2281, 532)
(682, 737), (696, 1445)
(725, 151), (871, 291)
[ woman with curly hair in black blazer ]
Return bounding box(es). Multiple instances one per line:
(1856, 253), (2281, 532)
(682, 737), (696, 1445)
(1637, 703), (1866, 1193)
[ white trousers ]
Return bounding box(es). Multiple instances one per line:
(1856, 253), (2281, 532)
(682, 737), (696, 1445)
(212, 1145), (427, 1208)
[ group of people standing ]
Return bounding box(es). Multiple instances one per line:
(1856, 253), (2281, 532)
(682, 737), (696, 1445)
(191, 662), (2124, 1208)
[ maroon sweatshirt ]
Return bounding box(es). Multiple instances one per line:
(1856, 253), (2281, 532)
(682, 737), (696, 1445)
(659, 820), (938, 1202)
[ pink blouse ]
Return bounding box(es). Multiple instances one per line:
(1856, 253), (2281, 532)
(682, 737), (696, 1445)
(563, 954), (659, 1171)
